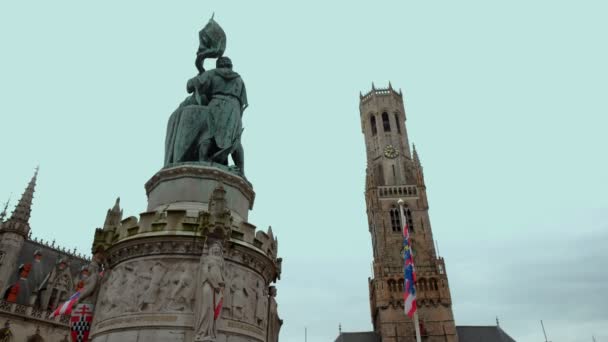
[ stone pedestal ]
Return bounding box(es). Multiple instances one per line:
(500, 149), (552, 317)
(90, 166), (281, 342)
(145, 165), (255, 222)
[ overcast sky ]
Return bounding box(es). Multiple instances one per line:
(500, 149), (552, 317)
(1, 1), (607, 341)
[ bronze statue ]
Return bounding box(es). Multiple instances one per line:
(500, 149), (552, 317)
(164, 17), (248, 177)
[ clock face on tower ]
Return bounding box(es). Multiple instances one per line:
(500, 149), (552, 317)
(383, 145), (399, 159)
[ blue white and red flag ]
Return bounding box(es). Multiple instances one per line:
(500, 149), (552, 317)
(403, 219), (417, 318)
(50, 291), (80, 318)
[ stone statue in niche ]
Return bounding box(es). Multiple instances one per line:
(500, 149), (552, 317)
(28, 250), (44, 306)
(167, 264), (195, 312)
(4, 263), (32, 304)
(254, 280), (267, 327)
(194, 241), (225, 341)
(139, 262), (167, 311)
(267, 286), (282, 342)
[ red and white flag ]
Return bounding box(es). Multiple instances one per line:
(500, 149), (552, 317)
(50, 292), (80, 318)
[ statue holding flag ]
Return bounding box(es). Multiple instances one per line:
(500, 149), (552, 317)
(194, 241), (225, 342)
(164, 15), (248, 177)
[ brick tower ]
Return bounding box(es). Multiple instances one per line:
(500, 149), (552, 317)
(360, 84), (458, 342)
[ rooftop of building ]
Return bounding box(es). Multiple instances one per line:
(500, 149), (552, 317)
(334, 325), (516, 342)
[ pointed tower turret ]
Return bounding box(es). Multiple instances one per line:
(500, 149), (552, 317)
(0, 197), (10, 223)
(0, 167), (38, 292)
(412, 144), (425, 186)
(3, 167), (38, 236)
(103, 197), (123, 229)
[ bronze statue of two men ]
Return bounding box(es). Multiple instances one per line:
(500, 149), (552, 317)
(164, 17), (248, 177)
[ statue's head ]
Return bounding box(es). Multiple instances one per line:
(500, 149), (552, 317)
(198, 16), (226, 60)
(216, 56), (233, 69)
(208, 241), (223, 258)
(80, 265), (90, 279)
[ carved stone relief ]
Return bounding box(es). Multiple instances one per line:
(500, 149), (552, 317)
(93, 247), (272, 342)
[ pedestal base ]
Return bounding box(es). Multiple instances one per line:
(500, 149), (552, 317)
(145, 165), (255, 222)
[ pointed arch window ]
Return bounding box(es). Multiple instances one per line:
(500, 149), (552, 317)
(382, 112), (391, 132)
(390, 207), (401, 232)
(403, 207), (414, 232)
(394, 113), (401, 134)
(370, 115), (377, 136)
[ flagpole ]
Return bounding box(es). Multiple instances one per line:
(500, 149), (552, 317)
(398, 199), (421, 342)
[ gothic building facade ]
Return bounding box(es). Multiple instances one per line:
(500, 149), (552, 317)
(0, 169), (96, 341)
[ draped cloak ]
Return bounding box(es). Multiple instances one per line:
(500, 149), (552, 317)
(194, 256), (224, 341)
(164, 68), (248, 166)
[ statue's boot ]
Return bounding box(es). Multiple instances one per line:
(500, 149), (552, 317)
(231, 143), (245, 177)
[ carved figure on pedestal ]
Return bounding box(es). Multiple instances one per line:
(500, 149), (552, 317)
(139, 262), (167, 311)
(70, 247), (106, 342)
(267, 286), (282, 342)
(194, 242), (225, 342)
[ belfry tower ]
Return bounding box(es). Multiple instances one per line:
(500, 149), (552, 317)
(360, 84), (458, 342)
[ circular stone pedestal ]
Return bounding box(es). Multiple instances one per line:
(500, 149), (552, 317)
(145, 165), (255, 222)
(90, 165), (279, 342)
(91, 240), (274, 342)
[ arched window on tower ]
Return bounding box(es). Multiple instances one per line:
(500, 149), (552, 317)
(370, 115), (377, 136)
(394, 113), (401, 134)
(382, 112), (391, 132)
(419, 278), (428, 292)
(390, 207), (402, 232)
(403, 208), (414, 232)
(431, 278), (439, 291)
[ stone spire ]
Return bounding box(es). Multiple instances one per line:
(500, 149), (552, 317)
(0, 196), (10, 222)
(2, 167), (38, 236)
(412, 144), (425, 185)
(103, 197), (123, 229)
(412, 143), (419, 164)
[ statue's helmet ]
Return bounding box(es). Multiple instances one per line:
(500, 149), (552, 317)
(197, 16), (226, 60)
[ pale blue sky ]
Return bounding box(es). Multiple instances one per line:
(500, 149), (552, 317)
(1, 1), (607, 341)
